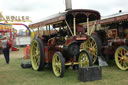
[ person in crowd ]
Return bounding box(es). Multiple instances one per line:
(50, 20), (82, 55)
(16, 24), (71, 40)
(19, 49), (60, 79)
(1, 36), (11, 64)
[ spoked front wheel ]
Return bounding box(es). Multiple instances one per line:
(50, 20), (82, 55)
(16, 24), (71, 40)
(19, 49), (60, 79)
(78, 50), (92, 68)
(115, 46), (128, 70)
(52, 52), (65, 77)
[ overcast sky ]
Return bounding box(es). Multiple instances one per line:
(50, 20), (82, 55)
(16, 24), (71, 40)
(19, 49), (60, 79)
(0, 0), (128, 21)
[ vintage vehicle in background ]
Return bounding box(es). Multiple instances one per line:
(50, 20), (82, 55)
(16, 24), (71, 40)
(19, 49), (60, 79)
(87, 11), (128, 70)
(29, 8), (101, 77)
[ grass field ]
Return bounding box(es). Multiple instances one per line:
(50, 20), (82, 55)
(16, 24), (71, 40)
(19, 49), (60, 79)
(0, 47), (128, 85)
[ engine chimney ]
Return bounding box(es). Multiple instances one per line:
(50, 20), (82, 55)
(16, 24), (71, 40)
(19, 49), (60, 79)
(65, 0), (72, 11)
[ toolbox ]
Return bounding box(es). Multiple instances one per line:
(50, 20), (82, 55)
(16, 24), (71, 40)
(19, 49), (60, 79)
(78, 66), (102, 82)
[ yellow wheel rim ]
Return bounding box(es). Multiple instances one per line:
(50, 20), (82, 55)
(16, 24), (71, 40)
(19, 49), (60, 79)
(31, 40), (40, 70)
(78, 51), (90, 68)
(83, 37), (97, 64)
(115, 47), (128, 70)
(52, 53), (62, 77)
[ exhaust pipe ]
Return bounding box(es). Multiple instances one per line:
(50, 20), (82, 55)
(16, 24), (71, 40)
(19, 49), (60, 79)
(65, 0), (72, 11)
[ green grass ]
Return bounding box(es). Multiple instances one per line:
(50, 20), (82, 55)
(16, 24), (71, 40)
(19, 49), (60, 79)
(0, 48), (128, 85)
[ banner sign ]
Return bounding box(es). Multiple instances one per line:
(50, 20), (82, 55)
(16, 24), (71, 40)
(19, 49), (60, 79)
(0, 16), (31, 22)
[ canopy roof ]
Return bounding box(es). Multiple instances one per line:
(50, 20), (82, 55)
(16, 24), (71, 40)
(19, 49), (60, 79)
(29, 9), (100, 29)
(101, 12), (128, 24)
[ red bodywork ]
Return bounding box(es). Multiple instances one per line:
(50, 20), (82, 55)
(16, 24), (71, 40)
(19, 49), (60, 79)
(29, 9), (101, 66)
(42, 34), (88, 64)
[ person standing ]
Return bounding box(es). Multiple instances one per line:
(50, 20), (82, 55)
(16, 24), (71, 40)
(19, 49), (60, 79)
(2, 36), (11, 64)
(0, 40), (2, 53)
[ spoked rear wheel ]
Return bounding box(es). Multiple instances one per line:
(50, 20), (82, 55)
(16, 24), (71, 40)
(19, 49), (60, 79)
(115, 46), (128, 70)
(52, 52), (65, 77)
(78, 50), (92, 68)
(31, 38), (44, 71)
(83, 36), (102, 64)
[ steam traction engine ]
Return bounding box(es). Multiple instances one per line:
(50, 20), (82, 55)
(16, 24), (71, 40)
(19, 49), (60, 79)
(29, 9), (101, 77)
(91, 12), (128, 70)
